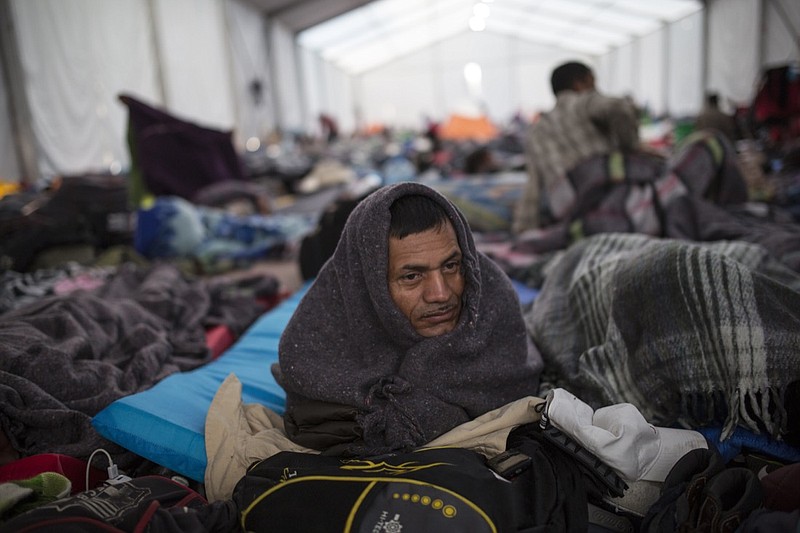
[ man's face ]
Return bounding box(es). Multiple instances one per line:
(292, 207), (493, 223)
(387, 221), (465, 337)
(574, 72), (596, 92)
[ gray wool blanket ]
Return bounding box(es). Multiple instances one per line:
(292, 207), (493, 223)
(0, 263), (265, 467)
(525, 232), (800, 440)
(274, 182), (543, 452)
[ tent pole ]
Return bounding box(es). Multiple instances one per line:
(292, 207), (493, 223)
(434, 40), (444, 123)
(265, 17), (284, 135)
(663, 20), (671, 117)
(147, 0), (169, 106)
(701, 0), (709, 95)
(764, 0), (800, 55)
(759, 0), (767, 70)
(0, 0), (40, 187)
(220, 0), (242, 147)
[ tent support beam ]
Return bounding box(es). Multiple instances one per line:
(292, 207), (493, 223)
(146, 0), (169, 105)
(766, 0), (800, 55)
(0, 0), (40, 187)
(265, 17), (285, 134)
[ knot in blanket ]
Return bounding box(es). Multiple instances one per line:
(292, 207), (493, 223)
(366, 376), (411, 404)
(360, 377), (425, 451)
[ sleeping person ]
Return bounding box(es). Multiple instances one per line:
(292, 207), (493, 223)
(272, 182), (543, 455)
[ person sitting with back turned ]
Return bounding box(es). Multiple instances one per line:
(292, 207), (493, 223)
(272, 182), (543, 455)
(695, 92), (739, 143)
(513, 60), (648, 233)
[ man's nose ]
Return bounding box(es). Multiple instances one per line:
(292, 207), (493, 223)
(423, 271), (450, 302)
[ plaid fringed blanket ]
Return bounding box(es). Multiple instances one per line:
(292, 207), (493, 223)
(525, 233), (800, 441)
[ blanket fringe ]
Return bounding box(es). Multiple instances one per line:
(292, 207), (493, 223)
(678, 388), (788, 442)
(721, 390), (740, 440)
(721, 387), (787, 441)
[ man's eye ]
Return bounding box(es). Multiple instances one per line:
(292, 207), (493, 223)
(442, 261), (460, 273)
(401, 273), (420, 282)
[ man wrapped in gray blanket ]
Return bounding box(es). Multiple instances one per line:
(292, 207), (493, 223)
(272, 182), (544, 454)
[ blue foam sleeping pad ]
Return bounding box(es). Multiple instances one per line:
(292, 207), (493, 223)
(92, 282), (311, 483)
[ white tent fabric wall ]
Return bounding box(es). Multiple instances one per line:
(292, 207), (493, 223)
(596, 30), (669, 117)
(593, 9), (703, 121)
(439, 31), (516, 123)
(226, 0), (276, 146)
(666, 9), (704, 119)
(437, 32), (512, 121)
(151, 0), (236, 130)
(322, 59), (356, 135)
(298, 47), (324, 135)
(2, 0), (270, 184)
(300, 47), (356, 136)
(0, 46), (21, 183)
(704, 0), (800, 112)
(3, 0), (799, 185)
(636, 29), (668, 118)
(764, 0), (800, 68)
(599, 41), (635, 102)
(356, 45), (440, 129)
(298, 0), (715, 128)
(513, 43), (589, 117)
(10, 0), (162, 179)
(706, 0), (761, 110)
(347, 10), (709, 130)
(268, 19), (305, 134)
(355, 31), (590, 129)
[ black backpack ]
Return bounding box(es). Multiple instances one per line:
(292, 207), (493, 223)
(233, 447), (524, 533)
(232, 425), (629, 533)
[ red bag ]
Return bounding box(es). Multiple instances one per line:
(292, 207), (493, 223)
(0, 454), (106, 495)
(751, 64), (800, 144)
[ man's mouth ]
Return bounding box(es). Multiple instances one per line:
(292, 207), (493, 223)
(421, 305), (457, 323)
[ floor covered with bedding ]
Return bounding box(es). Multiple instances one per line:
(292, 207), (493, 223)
(2, 116), (800, 531)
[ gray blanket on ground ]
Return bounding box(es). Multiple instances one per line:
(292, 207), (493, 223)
(275, 182), (543, 452)
(0, 263), (264, 467)
(526, 232), (800, 440)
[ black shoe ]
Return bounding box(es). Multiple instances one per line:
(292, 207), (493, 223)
(694, 467), (764, 533)
(640, 447), (726, 532)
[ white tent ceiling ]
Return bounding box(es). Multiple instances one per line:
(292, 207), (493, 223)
(242, 0), (375, 32)
(296, 0), (703, 75)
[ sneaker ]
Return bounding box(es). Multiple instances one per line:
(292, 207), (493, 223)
(640, 447), (726, 532)
(695, 467), (764, 532)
